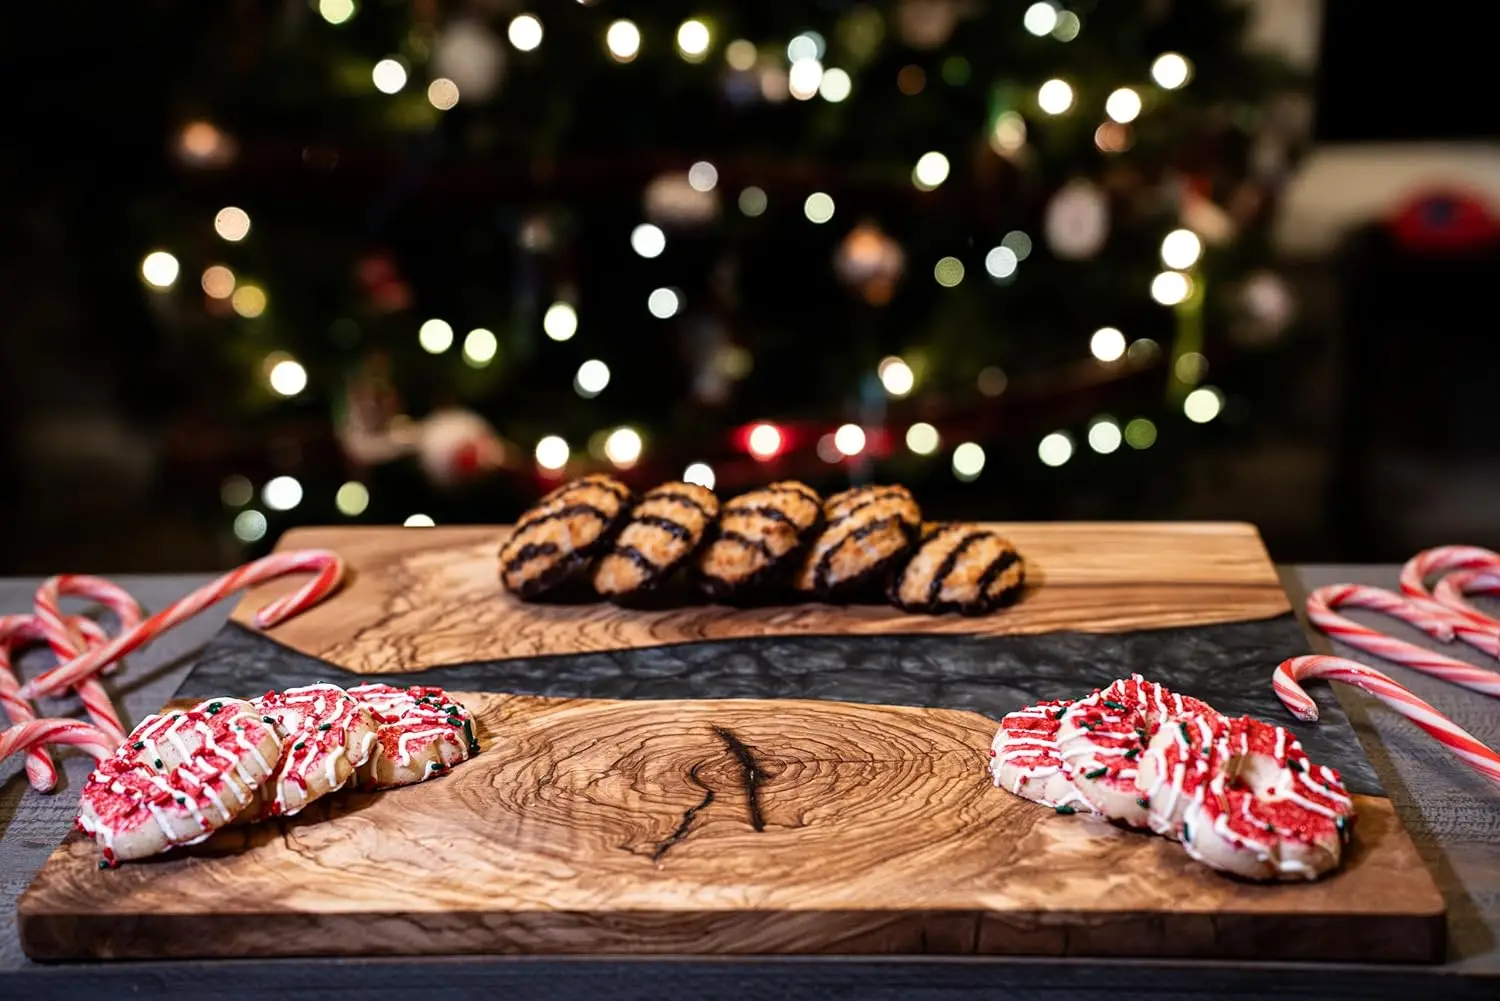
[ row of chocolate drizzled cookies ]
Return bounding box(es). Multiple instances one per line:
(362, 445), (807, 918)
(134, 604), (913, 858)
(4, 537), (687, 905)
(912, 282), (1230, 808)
(496, 474), (1027, 614)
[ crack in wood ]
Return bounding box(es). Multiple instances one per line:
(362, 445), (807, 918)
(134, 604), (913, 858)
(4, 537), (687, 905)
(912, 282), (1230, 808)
(650, 764), (715, 866)
(713, 726), (767, 833)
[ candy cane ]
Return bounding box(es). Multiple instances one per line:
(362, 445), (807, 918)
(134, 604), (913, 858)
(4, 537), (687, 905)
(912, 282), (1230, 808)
(1274, 654), (1500, 789)
(30, 575), (147, 743)
(1306, 583), (1500, 698)
(1431, 569), (1500, 636)
(18, 549), (344, 702)
(33, 574), (145, 676)
(0, 718), (117, 765)
(1397, 546), (1500, 654)
(1, 615), (111, 791)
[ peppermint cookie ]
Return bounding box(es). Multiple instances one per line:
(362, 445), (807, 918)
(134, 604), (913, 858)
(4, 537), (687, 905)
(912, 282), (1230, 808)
(1136, 710), (1226, 839)
(694, 481), (822, 600)
(76, 698), (282, 866)
(1180, 716), (1356, 881)
(238, 683), (379, 822)
(793, 484), (921, 599)
(593, 481), (720, 601)
(888, 523), (1025, 615)
(350, 683), (480, 789)
(989, 699), (1096, 814)
(1056, 677), (1218, 828)
(499, 474), (632, 598)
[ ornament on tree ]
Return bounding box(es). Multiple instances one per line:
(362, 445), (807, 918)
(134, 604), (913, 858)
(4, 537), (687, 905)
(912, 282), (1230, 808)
(835, 222), (905, 305)
(416, 407), (508, 488)
(1233, 271), (1297, 346)
(433, 19), (506, 102)
(1044, 179), (1110, 259)
(644, 171), (720, 227)
(357, 253), (412, 313)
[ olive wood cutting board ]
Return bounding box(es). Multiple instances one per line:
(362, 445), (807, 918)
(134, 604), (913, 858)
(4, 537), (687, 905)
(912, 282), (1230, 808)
(222, 522), (1292, 673)
(18, 692), (1444, 963)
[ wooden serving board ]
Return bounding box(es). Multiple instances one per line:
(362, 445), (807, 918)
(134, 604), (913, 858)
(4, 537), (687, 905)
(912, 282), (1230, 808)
(19, 692), (1443, 962)
(225, 522), (1291, 672)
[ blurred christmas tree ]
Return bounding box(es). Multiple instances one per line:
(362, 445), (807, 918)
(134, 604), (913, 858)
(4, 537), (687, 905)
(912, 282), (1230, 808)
(112, 0), (1311, 552)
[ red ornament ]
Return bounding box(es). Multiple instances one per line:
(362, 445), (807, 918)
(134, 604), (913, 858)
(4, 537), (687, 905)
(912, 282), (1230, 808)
(1388, 189), (1499, 253)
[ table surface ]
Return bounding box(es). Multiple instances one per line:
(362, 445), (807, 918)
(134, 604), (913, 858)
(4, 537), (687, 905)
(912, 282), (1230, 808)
(0, 567), (1496, 1001)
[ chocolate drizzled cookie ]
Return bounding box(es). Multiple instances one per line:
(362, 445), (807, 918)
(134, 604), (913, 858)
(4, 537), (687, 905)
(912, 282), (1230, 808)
(593, 481), (720, 602)
(888, 522), (1025, 615)
(793, 484), (921, 599)
(498, 474), (632, 598)
(694, 481), (822, 600)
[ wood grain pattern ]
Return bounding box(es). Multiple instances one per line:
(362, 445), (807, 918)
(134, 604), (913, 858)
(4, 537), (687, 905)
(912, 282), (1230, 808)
(19, 692), (1444, 963)
(224, 523), (1291, 673)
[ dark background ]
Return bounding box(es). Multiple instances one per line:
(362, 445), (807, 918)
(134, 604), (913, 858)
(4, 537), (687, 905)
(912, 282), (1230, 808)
(0, 0), (1496, 574)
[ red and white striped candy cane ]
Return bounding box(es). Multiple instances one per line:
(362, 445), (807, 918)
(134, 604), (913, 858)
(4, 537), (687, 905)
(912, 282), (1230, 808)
(33, 574), (145, 676)
(1431, 569), (1500, 640)
(30, 575), (147, 743)
(18, 549), (344, 703)
(0, 718), (117, 766)
(1398, 546), (1500, 653)
(1274, 654), (1500, 789)
(0, 614), (110, 791)
(1306, 583), (1500, 698)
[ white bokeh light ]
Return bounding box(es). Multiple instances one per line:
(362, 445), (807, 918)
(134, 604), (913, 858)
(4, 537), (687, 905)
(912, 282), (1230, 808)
(543, 302), (578, 341)
(534, 435), (570, 470)
(747, 423), (782, 459)
(833, 423), (866, 456)
(1038, 431), (1074, 467)
(1105, 87), (1142, 124)
(268, 358), (308, 397)
(141, 251), (180, 289)
(574, 358), (611, 397)
(1184, 386), (1224, 423)
(1090, 327), (1127, 362)
(508, 14), (543, 51)
(631, 223), (666, 258)
(952, 442), (986, 481)
(687, 161), (719, 192)
(372, 58), (407, 94)
(906, 422), (940, 455)
(912, 151), (950, 191)
(1151, 270), (1192, 306)
(1023, 3), (1059, 36)
(648, 287), (681, 318)
(1088, 418), (1123, 454)
(604, 427), (643, 468)
(418, 318), (454, 354)
(878, 356), (915, 397)
(804, 192), (835, 224)
(1038, 78), (1073, 114)
(262, 475), (303, 512)
(1151, 53), (1191, 89)
(606, 20), (641, 61)
(1160, 229), (1203, 269)
(683, 462), (715, 490)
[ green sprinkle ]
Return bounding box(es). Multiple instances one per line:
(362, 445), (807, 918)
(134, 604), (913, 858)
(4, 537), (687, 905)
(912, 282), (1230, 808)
(1265, 823), (1275, 832)
(1288, 759), (1303, 773)
(207, 702), (222, 713)
(1102, 700), (1126, 711)
(262, 716), (275, 724)
(463, 718), (478, 754)
(1124, 748), (1139, 761)
(1335, 815), (1346, 831)
(1084, 767), (1107, 780)
(153, 759), (163, 769)
(318, 723), (332, 731)
(176, 797), (186, 805)
(1136, 797), (1150, 808)
(1055, 805), (1077, 815)
(98, 860), (110, 870)
(1182, 822), (1191, 842)
(132, 741), (144, 750)
(1178, 722), (1191, 742)
(293, 742), (305, 751)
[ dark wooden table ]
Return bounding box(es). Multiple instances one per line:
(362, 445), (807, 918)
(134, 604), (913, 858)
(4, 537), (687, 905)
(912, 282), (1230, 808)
(1, 567), (1496, 1000)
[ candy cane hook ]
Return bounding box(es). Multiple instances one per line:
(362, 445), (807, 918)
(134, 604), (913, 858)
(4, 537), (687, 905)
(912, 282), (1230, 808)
(18, 549), (344, 702)
(1306, 583), (1500, 698)
(1, 614), (111, 791)
(1274, 654), (1500, 790)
